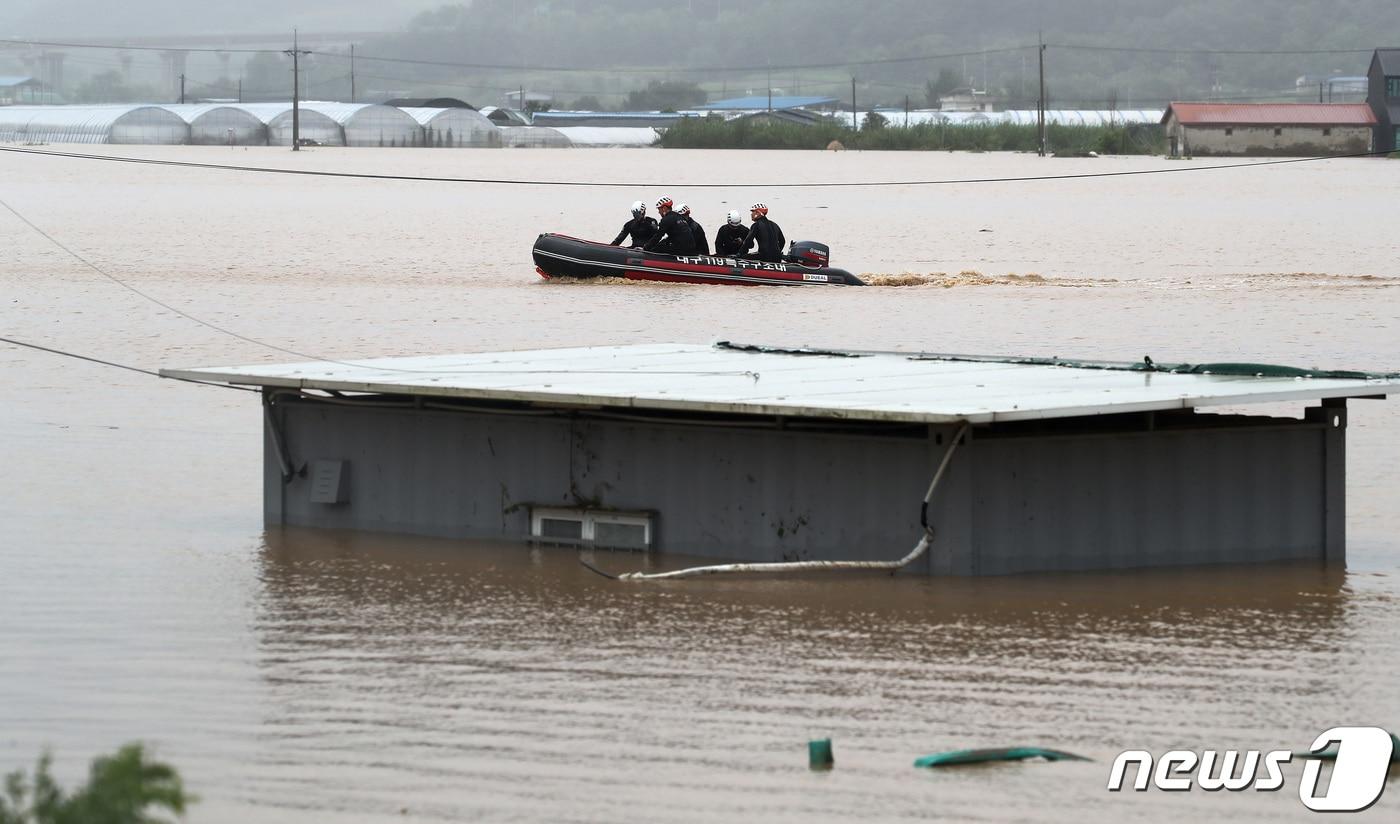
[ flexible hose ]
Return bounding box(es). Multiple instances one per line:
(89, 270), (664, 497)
(589, 423), (969, 581)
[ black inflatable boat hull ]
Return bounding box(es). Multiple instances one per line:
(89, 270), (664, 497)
(532, 233), (866, 287)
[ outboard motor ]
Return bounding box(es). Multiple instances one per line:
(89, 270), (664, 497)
(787, 240), (830, 267)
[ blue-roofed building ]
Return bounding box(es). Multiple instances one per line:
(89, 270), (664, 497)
(696, 95), (838, 111)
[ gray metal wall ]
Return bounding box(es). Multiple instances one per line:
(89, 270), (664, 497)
(972, 425), (1329, 574)
(263, 393), (1344, 576)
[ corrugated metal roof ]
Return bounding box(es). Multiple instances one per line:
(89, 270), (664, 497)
(162, 343), (1397, 426)
(1165, 102), (1376, 126)
(696, 96), (838, 110)
(531, 111), (684, 128)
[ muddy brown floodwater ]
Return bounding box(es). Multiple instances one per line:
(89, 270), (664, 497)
(1, 145), (1398, 822)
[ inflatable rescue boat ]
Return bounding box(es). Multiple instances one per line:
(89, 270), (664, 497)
(532, 233), (866, 287)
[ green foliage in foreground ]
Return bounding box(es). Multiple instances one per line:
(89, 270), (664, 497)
(0, 744), (190, 824)
(659, 117), (1165, 155)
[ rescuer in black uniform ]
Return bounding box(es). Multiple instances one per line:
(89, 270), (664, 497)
(642, 197), (696, 255)
(678, 203), (709, 255)
(713, 209), (751, 257)
(611, 200), (658, 247)
(740, 203), (785, 262)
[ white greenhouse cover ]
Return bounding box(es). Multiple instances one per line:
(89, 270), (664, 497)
(552, 127), (658, 147)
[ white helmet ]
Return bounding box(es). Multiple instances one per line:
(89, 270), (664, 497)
(726, 210), (742, 226)
(630, 200), (645, 217)
(677, 202), (690, 216)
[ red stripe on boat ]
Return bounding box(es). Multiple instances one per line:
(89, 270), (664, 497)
(641, 259), (811, 282)
(624, 270), (765, 286)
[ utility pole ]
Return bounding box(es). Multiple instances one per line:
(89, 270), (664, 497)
(179, 73), (185, 104)
(1037, 32), (1047, 157)
(284, 29), (311, 151)
(904, 94), (909, 127)
(237, 77), (242, 103)
(767, 61), (772, 115)
(851, 76), (856, 130)
(350, 43), (356, 103)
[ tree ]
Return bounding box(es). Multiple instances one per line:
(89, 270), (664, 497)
(924, 67), (962, 108)
(242, 52), (289, 99)
(72, 71), (161, 104)
(625, 80), (708, 112)
(0, 744), (191, 824)
(571, 95), (605, 111)
(863, 110), (888, 130)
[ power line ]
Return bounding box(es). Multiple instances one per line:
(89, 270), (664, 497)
(1049, 42), (1374, 56)
(2, 34), (1035, 74)
(2, 144), (1394, 189)
(0, 188), (758, 378)
(307, 45), (1037, 75)
(0, 192), (347, 363)
(5, 34), (1378, 69)
(0, 334), (259, 391)
(0, 36), (275, 55)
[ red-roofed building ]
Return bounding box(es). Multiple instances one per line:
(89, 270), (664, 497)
(1161, 102), (1375, 157)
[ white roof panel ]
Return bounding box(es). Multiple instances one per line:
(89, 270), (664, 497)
(162, 343), (1397, 425)
(552, 126), (658, 146)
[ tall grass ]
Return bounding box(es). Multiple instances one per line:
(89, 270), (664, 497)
(659, 118), (1164, 155)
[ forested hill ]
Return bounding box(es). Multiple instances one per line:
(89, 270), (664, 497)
(7, 0), (1396, 107)
(358, 0), (1399, 107)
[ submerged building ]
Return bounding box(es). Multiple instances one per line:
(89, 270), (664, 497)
(267, 102), (424, 147)
(1161, 102), (1375, 156)
(163, 104), (269, 145)
(399, 106), (500, 147)
(0, 104), (188, 144)
(497, 125), (572, 148)
(164, 343), (1398, 577)
(0, 102), (505, 147)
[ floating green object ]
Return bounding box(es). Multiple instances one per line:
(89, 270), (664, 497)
(1293, 732), (1400, 762)
(809, 738), (834, 770)
(915, 747), (1090, 768)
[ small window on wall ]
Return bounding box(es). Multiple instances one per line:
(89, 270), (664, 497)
(1322, 127), (1332, 136)
(529, 506), (653, 551)
(1388, 76), (1400, 98)
(1224, 128), (1233, 136)
(1273, 127), (1283, 136)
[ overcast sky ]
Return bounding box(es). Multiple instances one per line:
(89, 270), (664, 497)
(0, 0), (445, 37)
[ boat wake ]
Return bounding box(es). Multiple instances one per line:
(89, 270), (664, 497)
(860, 271), (1114, 288)
(535, 270), (1398, 290)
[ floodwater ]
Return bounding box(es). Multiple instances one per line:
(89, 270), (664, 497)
(1, 145), (1399, 822)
